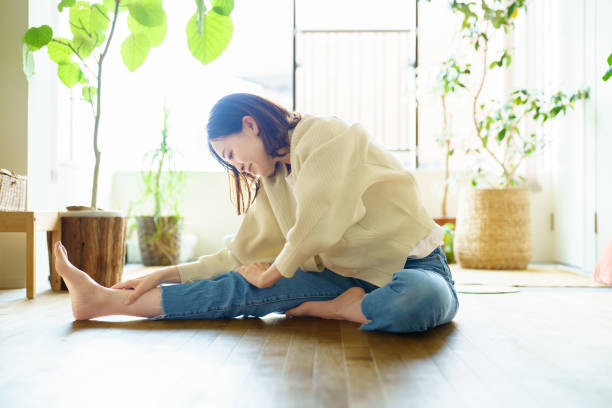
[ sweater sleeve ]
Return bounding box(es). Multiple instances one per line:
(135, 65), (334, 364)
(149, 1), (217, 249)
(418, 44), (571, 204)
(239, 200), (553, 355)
(271, 118), (371, 278)
(177, 187), (285, 283)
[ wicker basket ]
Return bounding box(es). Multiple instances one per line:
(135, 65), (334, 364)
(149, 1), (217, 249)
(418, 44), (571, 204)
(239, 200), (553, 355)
(454, 188), (532, 269)
(0, 168), (27, 211)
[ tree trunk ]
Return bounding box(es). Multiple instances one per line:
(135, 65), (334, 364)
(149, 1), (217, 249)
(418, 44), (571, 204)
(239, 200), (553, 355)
(50, 215), (127, 290)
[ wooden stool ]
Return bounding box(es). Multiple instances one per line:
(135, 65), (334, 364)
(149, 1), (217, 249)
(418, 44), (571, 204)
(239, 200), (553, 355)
(0, 211), (61, 299)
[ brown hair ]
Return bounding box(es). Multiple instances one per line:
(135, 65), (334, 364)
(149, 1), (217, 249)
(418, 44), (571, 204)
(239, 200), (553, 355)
(206, 93), (302, 215)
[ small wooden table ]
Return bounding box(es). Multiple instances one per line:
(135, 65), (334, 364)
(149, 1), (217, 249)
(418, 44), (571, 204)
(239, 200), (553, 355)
(0, 212), (62, 299)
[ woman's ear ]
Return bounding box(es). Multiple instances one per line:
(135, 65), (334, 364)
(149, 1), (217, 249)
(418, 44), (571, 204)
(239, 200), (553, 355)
(243, 115), (259, 135)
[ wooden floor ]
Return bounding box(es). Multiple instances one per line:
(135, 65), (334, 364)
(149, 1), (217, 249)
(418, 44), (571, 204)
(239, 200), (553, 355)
(1, 283), (612, 408)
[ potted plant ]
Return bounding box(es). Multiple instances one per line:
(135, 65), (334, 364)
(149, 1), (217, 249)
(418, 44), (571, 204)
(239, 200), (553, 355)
(22, 0), (234, 288)
(130, 107), (188, 265)
(430, 57), (471, 228)
(439, 0), (589, 269)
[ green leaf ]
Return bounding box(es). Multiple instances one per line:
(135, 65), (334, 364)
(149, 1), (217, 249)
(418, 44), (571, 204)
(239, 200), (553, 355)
(186, 10), (233, 65)
(82, 85), (97, 102)
(90, 3), (111, 33)
(23, 25), (53, 51)
(507, 3), (516, 18)
(71, 34), (97, 58)
(57, 62), (85, 87)
(127, 12), (167, 47)
(128, 0), (165, 27)
(213, 0), (234, 16)
(22, 44), (35, 78)
(47, 39), (73, 65)
(69, 2), (109, 48)
(70, 2), (109, 35)
(608, 53), (612, 65)
(58, 0), (76, 12)
(102, 0), (114, 11)
(121, 33), (151, 71)
(603, 65), (612, 82)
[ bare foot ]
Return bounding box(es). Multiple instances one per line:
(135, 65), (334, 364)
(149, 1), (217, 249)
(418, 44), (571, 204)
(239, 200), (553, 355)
(285, 287), (371, 324)
(54, 241), (106, 320)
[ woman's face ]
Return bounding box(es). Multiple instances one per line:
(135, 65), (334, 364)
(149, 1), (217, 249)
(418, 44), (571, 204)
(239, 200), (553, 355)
(210, 115), (285, 177)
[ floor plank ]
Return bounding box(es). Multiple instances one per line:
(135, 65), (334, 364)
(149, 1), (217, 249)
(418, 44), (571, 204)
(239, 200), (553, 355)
(1, 284), (612, 407)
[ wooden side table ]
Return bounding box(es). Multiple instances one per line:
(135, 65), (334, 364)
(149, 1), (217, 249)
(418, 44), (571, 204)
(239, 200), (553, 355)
(0, 212), (61, 299)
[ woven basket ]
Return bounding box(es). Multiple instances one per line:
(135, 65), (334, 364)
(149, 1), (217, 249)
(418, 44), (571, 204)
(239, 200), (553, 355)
(0, 168), (27, 211)
(454, 188), (532, 269)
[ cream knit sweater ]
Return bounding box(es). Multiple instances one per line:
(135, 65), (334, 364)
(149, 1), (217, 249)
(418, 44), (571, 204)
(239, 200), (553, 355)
(177, 114), (440, 287)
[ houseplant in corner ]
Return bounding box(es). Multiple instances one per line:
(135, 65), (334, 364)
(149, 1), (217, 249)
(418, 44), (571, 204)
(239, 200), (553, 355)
(425, 57), (470, 263)
(442, 0), (589, 269)
(132, 107), (188, 266)
(429, 57), (470, 246)
(22, 0), (234, 289)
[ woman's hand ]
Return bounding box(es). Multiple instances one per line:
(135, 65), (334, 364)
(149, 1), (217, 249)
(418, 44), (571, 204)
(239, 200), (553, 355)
(235, 262), (283, 289)
(110, 269), (166, 305)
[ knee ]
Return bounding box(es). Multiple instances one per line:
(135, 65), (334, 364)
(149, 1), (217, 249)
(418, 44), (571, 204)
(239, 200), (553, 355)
(387, 270), (457, 332)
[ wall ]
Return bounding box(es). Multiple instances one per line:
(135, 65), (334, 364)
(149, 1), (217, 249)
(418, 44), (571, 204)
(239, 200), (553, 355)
(0, 1), (92, 289)
(593, 0), (612, 267)
(0, 1), (30, 288)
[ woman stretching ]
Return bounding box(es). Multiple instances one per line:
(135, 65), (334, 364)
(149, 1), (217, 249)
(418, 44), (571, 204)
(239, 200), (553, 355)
(54, 93), (459, 333)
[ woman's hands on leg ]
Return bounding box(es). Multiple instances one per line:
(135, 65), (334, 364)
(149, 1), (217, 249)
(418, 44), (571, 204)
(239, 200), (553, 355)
(111, 266), (177, 305)
(235, 262), (283, 288)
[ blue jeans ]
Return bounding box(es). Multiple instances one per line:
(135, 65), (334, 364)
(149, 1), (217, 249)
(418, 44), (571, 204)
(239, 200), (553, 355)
(148, 246), (459, 334)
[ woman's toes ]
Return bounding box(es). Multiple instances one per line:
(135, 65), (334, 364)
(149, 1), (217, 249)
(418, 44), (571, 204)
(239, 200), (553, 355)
(54, 244), (70, 275)
(58, 242), (68, 260)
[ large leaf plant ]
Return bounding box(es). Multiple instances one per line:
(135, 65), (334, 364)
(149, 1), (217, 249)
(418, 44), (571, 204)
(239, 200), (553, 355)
(22, 0), (234, 209)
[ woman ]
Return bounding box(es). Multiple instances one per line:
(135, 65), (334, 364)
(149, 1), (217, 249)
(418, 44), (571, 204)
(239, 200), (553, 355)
(54, 93), (459, 333)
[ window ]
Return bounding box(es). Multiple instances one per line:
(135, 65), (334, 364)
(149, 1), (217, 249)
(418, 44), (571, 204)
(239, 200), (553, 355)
(59, 0), (293, 173)
(60, 0), (464, 174)
(294, 0), (418, 169)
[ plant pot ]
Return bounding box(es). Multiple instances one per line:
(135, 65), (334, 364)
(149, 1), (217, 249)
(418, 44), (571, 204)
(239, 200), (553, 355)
(433, 217), (456, 226)
(454, 188), (532, 269)
(135, 215), (183, 266)
(51, 210), (127, 291)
